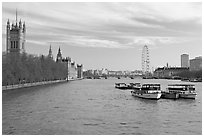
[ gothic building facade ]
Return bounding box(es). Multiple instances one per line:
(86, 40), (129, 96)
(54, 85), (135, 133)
(6, 11), (26, 54)
(54, 47), (83, 79)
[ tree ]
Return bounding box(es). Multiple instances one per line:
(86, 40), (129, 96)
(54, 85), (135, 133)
(2, 52), (68, 86)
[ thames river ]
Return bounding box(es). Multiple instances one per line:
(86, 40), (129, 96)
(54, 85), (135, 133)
(2, 77), (202, 135)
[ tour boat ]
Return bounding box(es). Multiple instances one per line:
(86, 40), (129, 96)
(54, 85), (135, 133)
(115, 83), (141, 90)
(131, 84), (162, 100)
(115, 83), (128, 89)
(128, 83), (141, 89)
(161, 85), (181, 99)
(174, 84), (197, 99)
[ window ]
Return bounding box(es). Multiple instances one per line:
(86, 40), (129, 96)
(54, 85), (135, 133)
(16, 41), (18, 48)
(22, 43), (24, 49)
(10, 41), (13, 48)
(13, 41), (15, 48)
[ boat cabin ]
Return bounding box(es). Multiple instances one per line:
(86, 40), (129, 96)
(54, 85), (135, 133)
(141, 84), (161, 90)
(129, 83), (140, 86)
(167, 84), (195, 91)
(128, 83), (141, 89)
(115, 83), (126, 85)
(115, 83), (127, 87)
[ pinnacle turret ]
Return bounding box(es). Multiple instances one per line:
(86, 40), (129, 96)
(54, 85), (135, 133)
(19, 19), (22, 28)
(7, 19), (10, 29)
(23, 22), (26, 32)
(7, 19), (10, 25)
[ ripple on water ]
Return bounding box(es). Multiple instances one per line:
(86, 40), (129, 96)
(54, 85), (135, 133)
(120, 122), (127, 125)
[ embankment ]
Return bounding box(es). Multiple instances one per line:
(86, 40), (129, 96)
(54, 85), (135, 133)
(2, 80), (68, 91)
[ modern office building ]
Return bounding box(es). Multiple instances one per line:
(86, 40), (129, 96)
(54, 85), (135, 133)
(77, 64), (83, 78)
(190, 56), (202, 71)
(181, 54), (189, 68)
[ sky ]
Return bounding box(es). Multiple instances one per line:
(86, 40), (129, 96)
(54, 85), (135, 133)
(2, 2), (202, 71)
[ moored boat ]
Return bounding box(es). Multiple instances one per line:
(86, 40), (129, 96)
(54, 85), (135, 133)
(115, 83), (128, 89)
(115, 83), (141, 90)
(131, 84), (162, 100)
(127, 83), (141, 89)
(176, 84), (197, 99)
(161, 91), (180, 99)
(161, 85), (181, 99)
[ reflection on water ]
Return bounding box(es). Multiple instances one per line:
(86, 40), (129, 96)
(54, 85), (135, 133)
(2, 78), (202, 135)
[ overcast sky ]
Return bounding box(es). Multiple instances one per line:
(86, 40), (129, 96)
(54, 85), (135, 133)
(2, 2), (202, 71)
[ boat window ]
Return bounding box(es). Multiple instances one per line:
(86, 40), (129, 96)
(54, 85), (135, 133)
(141, 86), (160, 90)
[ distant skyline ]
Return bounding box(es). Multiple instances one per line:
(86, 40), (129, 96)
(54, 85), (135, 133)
(2, 2), (202, 71)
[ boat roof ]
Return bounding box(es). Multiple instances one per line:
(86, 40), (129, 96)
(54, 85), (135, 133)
(115, 83), (126, 84)
(168, 84), (195, 86)
(142, 84), (160, 86)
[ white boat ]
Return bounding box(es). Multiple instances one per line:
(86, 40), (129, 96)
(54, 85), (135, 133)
(129, 83), (141, 89)
(168, 84), (197, 99)
(115, 83), (128, 89)
(131, 84), (162, 100)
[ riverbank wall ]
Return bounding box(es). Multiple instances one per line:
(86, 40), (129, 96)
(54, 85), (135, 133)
(68, 78), (83, 81)
(2, 80), (68, 91)
(2, 78), (84, 91)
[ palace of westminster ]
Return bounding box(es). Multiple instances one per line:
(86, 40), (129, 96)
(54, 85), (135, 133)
(5, 11), (83, 80)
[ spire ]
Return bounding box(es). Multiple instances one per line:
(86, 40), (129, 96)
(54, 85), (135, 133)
(19, 19), (22, 28)
(16, 9), (18, 23)
(48, 44), (53, 59)
(58, 46), (61, 53)
(56, 46), (62, 62)
(15, 9), (18, 27)
(49, 44), (52, 51)
(23, 21), (26, 32)
(57, 46), (62, 56)
(7, 19), (10, 29)
(12, 22), (14, 29)
(7, 19), (10, 24)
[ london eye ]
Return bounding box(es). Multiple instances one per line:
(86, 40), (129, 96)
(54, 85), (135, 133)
(142, 45), (150, 74)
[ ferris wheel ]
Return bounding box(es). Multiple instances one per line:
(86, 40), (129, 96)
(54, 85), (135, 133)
(142, 45), (150, 74)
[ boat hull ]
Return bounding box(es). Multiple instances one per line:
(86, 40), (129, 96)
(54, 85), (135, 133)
(161, 92), (180, 99)
(115, 86), (129, 90)
(131, 91), (162, 100)
(179, 93), (197, 99)
(115, 86), (139, 90)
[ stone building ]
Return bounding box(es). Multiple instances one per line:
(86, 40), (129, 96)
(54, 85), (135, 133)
(6, 10), (26, 54)
(154, 67), (189, 78)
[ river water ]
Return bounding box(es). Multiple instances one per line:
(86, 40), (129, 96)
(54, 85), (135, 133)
(2, 77), (202, 135)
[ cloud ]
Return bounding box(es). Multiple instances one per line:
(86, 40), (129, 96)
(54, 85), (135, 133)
(27, 40), (47, 46)
(2, 2), (202, 50)
(124, 36), (192, 50)
(122, 2), (201, 22)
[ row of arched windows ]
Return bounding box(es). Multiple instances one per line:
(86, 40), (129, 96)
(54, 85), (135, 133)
(10, 41), (18, 49)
